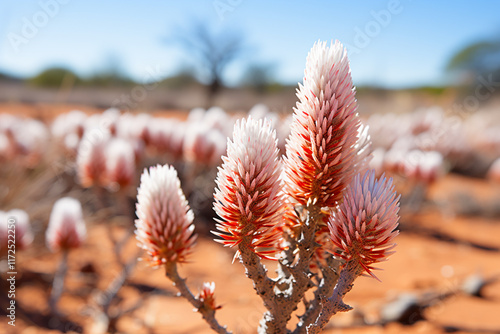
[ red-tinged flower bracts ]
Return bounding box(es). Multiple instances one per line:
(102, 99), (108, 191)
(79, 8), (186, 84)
(402, 150), (445, 184)
(284, 40), (367, 209)
(0, 209), (33, 254)
(135, 164), (197, 266)
(198, 282), (221, 311)
(328, 170), (400, 280)
(183, 122), (227, 167)
(46, 197), (86, 252)
(76, 129), (109, 188)
(213, 116), (284, 260)
(105, 138), (136, 191)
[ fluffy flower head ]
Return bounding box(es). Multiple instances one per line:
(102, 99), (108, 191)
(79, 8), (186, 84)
(213, 116), (284, 259)
(328, 170), (400, 280)
(0, 209), (33, 254)
(183, 123), (227, 167)
(105, 138), (136, 191)
(283, 40), (368, 208)
(402, 150), (445, 184)
(76, 129), (110, 187)
(46, 197), (86, 252)
(135, 164), (197, 266)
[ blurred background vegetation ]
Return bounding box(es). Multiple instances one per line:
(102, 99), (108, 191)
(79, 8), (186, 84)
(1, 33), (499, 112)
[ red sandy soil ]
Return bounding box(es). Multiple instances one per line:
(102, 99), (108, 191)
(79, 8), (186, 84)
(1, 174), (499, 334)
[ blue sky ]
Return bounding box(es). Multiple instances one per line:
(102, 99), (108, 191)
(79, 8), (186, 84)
(1, 0), (499, 88)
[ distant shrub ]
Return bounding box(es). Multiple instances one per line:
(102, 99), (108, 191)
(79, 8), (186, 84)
(28, 67), (81, 88)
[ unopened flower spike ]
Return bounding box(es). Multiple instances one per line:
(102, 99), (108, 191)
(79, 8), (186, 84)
(198, 282), (222, 311)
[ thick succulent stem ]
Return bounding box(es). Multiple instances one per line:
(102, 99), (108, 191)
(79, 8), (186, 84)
(165, 262), (230, 334)
(306, 260), (362, 333)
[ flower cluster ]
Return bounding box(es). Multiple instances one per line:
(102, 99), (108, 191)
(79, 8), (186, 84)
(129, 39), (402, 334)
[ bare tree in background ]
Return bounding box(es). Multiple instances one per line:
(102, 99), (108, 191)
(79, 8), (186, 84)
(168, 22), (244, 108)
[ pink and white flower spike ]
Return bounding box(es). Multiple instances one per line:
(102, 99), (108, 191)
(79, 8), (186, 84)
(135, 164), (197, 267)
(46, 197), (86, 252)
